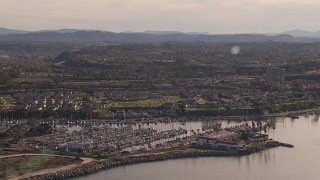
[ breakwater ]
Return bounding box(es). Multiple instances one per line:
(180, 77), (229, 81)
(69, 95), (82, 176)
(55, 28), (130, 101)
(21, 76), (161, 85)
(22, 141), (293, 180)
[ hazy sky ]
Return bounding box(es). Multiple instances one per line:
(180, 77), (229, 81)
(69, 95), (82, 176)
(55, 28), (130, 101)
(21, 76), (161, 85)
(1, 0), (320, 33)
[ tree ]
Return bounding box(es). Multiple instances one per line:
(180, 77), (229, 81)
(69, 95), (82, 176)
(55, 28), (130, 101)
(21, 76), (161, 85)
(251, 121), (256, 128)
(263, 124), (268, 134)
(191, 129), (195, 136)
(213, 123), (222, 132)
(81, 95), (98, 119)
(257, 121), (263, 133)
(239, 130), (249, 141)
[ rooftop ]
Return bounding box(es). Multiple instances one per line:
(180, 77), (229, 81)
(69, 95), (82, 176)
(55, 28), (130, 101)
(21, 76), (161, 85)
(199, 130), (238, 141)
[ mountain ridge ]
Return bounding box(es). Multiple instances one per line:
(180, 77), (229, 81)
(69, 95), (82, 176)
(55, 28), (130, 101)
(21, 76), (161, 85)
(1, 27), (320, 37)
(281, 29), (320, 37)
(0, 27), (30, 35)
(0, 27), (319, 43)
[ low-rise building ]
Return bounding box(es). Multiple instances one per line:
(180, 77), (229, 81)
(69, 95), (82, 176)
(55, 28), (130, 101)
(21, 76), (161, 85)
(67, 142), (92, 151)
(248, 133), (268, 142)
(197, 136), (242, 149)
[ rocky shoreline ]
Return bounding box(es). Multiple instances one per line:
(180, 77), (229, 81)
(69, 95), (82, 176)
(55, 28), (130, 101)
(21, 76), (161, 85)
(21, 141), (293, 180)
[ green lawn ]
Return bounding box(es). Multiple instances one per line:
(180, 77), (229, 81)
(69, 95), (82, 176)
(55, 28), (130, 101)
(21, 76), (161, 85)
(110, 81), (129, 87)
(185, 107), (254, 112)
(160, 59), (176, 63)
(60, 81), (130, 88)
(60, 81), (97, 86)
(110, 96), (180, 108)
(243, 141), (268, 148)
(31, 72), (49, 77)
(185, 107), (226, 112)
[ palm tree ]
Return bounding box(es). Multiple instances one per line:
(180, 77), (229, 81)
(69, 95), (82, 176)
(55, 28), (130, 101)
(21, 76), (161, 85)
(263, 124), (267, 134)
(257, 121), (263, 133)
(184, 130), (188, 138)
(217, 123), (222, 131)
(191, 129), (194, 136)
(266, 122), (271, 135)
(252, 121), (256, 128)
(213, 123), (222, 132)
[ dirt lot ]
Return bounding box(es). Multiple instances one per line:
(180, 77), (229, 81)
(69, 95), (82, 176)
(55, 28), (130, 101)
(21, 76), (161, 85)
(0, 155), (82, 179)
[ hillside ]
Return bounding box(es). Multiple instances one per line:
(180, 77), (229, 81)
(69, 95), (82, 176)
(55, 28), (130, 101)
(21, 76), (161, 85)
(0, 27), (30, 35)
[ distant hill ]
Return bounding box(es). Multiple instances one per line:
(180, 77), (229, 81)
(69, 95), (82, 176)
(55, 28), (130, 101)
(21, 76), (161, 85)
(39, 29), (103, 33)
(0, 27), (30, 35)
(144, 30), (184, 35)
(0, 27), (319, 43)
(280, 29), (320, 38)
(144, 30), (211, 35)
(1, 27), (320, 40)
(0, 30), (309, 43)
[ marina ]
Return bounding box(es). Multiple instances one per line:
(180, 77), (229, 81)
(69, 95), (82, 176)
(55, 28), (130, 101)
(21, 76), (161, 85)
(75, 114), (319, 180)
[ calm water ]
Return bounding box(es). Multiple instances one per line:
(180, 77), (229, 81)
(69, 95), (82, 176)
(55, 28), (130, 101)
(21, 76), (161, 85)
(76, 115), (320, 180)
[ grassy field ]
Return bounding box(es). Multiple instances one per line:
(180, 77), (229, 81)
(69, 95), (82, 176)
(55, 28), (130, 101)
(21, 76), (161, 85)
(31, 72), (49, 77)
(110, 81), (130, 87)
(185, 107), (226, 111)
(0, 96), (14, 110)
(60, 81), (99, 86)
(12, 77), (54, 83)
(185, 107), (254, 112)
(0, 155), (82, 179)
(160, 59), (176, 63)
(110, 96), (180, 108)
(243, 141), (268, 148)
(60, 80), (130, 88)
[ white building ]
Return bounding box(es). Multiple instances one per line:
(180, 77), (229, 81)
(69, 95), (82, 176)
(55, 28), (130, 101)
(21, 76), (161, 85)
(197, 136), (242, 149)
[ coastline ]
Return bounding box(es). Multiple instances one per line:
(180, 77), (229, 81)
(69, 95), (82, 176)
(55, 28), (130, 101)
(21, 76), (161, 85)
(20, 140), (293, 180)
(6, 109), (312, 180)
